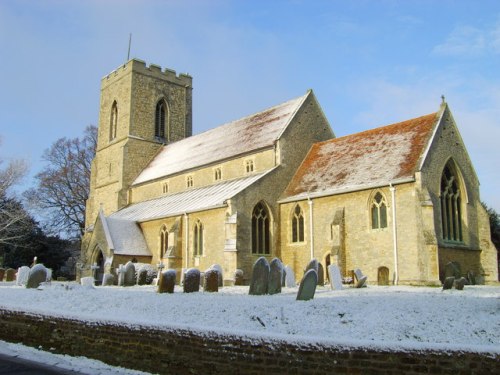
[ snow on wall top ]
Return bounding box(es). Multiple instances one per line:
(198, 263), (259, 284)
(282, 112), (439, 201)
(133, 92), (309, 185)
(104, 216), (151, 256)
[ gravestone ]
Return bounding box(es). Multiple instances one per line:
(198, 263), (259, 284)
(210, 264), (223, 287)
(16, 266), (30, 286)
(123, 261), (136, 286)
(328, 264), (343, 290)
(466, 270), (476, 285)
(117, 265), (125, 286)
(184, 268), (201, 293)
(305, 259), (319, 274)
(283, 265), (296, 287)
(442, 276), (455, 290)
(204, 269), (219, 292)
(234, 269), (244, 286)
(137, 268), (148, 285)
(0, 268), (5, 281)
(296, 269), (318, 301)
(102, 273), (115, 286)
(80, 277), (95, 287)
(5, 268), (16, 282)
(317, 263), (324, 285)
(158, 269), (176, 294)
(444, 262), (461, 279)
(268, 258), (283, 295)
(354, 269), (367, 288)
(26, 264), (47, 289)
(455, 277), (467, 291)
(249, 257), (270, 295)
(46, 268), (52, 282)
(281, 268), (286, 287)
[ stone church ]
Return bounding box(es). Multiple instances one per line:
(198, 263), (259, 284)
(80, 59), (498, 286)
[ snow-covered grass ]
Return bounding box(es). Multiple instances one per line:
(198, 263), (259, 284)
(1, 282), (499, 354)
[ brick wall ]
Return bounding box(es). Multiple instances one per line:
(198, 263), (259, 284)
(0, 309), (497, 374)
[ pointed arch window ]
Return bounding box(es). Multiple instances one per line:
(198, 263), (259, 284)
(214, 167), (222, 181)
(110, 101), (118, 141)
(160, 225), (169, 258)
(371, 192), (388, 229)
(186, 175), (193, 188)
(252, 202), (270, 254)
(291, 204), (305, 243)
(440, 162), (463, 242)
(193, 220), (203, 256)
(155, 99), (169, 141)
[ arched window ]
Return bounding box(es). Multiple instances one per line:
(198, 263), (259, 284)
(160, 225), (169, 257)
(371, 192), (387, 229)
(440, 162), (463, 242)
(245, 160), (254, 173)
(110, 101), (118, 141)
(193, 220), (203, 256)
(214, 167), (222, 181)
(186, 175), (193, 188)
(162, 182), (169, 194)
(155, 99), (169, 140)
(291, 204), (304, 243)
(252, 202), (270, 254)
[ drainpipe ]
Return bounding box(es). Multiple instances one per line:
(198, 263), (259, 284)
(184, 213), (189, 270)
(390, 184), (399, 285)
(308, 197), (314, 260)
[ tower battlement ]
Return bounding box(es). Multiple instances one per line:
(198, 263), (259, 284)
(102, 58), (192, 87)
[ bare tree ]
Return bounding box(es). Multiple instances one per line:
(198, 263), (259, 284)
(26, 125), (97, 237)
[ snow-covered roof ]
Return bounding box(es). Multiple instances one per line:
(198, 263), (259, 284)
(103, 216), (151, 257)
(133, 92), (310, 185)
(114, 170), (275, 222)
(281, 111), (439, 202)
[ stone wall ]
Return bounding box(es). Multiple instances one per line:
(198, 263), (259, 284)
(0, 309), (497, 374)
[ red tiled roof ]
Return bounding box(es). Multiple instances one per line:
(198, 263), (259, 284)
(282, 112), (439, 200)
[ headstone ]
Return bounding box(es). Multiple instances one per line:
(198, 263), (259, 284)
(317, 263), (324, 285)
(210, 264), (223, 287)
(0, 268), (5, 281)
(184, 268), (201, 293)
(455, 277), (467, 291)
(249, 257), (270, 295)
(281, 268), (286, 287)
(123, 261), (136, 286)
(26, 264), (47, 289)
(328, 264), (343, 290)
(466, 270), (476, 285)
(137, 268), (148, 285)
(444, 262), (461, 279)
(296, 269), (318, 301)
(5, 268), (16, 282)
(268, 258), (283, 295)
(283, 265), (296, 287)
(158, 269), (176, 294)
(204, 269), (219, 292)
(102, 273), (115, 286)
(305, 259), (319, 274)
(117, 265), (125, 286)
(16, 266), (30, 286)
(80, 277), (95, 287)
(234, 269), (244, 286)
(46, 268), (52, 282)
(354, 269), (367, 288)
(442, 276), (455, 290)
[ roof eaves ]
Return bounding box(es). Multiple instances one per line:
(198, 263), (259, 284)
(136, 203), (228, 223)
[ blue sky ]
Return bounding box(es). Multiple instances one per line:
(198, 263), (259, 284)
(1, 0), (499, 212)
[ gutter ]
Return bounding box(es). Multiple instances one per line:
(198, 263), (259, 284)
(390, 184), (399, 285)
(308, 197), (314, 260)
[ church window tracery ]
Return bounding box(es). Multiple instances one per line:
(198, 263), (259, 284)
(440, 162), (463, 242)
(291, 204), (305, 243)
(371, 192), (387, 229)
(252, 202), (270, 254)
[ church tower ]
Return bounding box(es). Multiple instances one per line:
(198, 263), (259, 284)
(84, 59), (193, 230)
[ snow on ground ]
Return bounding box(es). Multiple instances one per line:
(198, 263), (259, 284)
(0, 282), (499, 354)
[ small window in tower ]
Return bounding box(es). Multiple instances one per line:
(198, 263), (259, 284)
(245, 159), (254, 173)
(155, 99), (169, 141)
(162, 182), (169, 194)
(214, 167), (222, 181)
(110, 101), (118, 141)
(186, 175), (193, 188)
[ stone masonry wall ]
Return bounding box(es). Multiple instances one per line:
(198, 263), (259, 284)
(0, 309), (497, 375)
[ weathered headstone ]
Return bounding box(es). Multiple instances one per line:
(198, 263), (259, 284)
(123, 261), (136, 286)
(455, 277), (467, 291)
(80, 276), (95, 287)
(117, 265), (125, 286)
(444, 262), (461, 279)
(354, 269), (367, 288)
(16, 266), (30, 286)
(158, 269), (176, 294)
(46, 268), (52, 282)
(442, 276), (455, 290)
(317, 263), (324, 286)
(204, 269), (219, 293)
(466, 270), (476, 285)
(305, 259), (319, 274)
(0, 268), (5, 281)
(234, 269), (244, 286)
(268, 258), (283, 295)
(281, 267), (286, 287)
(184, 268), (201, 293)
(5, 268), (16, 282)
(296, 269), (318, 301)
(249, 257), (270, 295)
(137, 268), (148, 285)
(210, 264), (223, 287)
(284, 265), (296, 288)
(328, 264), (343, 290)
(26, 264), (47, 289)
(102, 273), (115, 286)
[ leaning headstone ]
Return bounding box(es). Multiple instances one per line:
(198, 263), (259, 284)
(466, 270), (476, 285)
(268, 258), (283, 295)
(137, 268), (148, 285)
(5, 268), (16, 282)
(234, 269), (244, 286)
(204, 269), (219, 293)
(317, 263), (324, 286)
(328, 264), (343, 290)
(80, 277), (95, 287)
(123, 261), (136, 286)
(305, 259), (319, 274)
(455, 277), (467, 291)
(442, 276), (455, 290)
(102, 273), (115, 286)
(16, 266), (30, 286)
(249, 257), (270, 295)
(210, 264), (223, 287)
(158, 269), (176, 294)
(184, 268), (201, 293)
(0, 268), (5, 281)
(296, 269), (318, 301)
(26, 264), (47, 289)
(445, 262), (461, 279)
(354, 269), (367, 288)
(283, 265), (296, 287)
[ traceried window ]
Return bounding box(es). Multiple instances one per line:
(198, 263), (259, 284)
(214, 167), (222, 181)
(162, 182), (169, 194)
(252, 202), (270, 254)
(186, 175), (193, 188)
(440, 162), (463, 242)
(371, 192), (388, 229)
(245, 160), (254, 173)
(160, 225), (169, 258)
(291, 204), (305, 243)
(110, 101), (118, 141)
(193, 220), (203, 256)
(155, 99), (168, 141)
